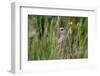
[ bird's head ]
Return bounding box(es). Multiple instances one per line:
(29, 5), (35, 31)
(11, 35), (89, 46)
(59, 27), (66, 36)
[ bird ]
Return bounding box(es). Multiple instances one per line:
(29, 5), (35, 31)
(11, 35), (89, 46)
(58, 27), (67, 51)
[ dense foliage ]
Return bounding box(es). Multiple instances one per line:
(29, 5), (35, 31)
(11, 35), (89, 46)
(28, 15), (88, 60)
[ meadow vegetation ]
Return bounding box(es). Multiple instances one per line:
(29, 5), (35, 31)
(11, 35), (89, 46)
(28, 15), (88, 60)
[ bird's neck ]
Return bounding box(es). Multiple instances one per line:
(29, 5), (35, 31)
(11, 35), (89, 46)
(60, 34), (65, 37)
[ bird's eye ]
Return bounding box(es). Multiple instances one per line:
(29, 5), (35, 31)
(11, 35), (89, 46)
(61, 28), (63, 31)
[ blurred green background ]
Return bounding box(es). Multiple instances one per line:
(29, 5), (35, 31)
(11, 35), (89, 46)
(28, 15), (88, 60)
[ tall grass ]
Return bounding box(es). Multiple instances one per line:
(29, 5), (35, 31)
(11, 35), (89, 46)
(28, 15), (88, 60)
